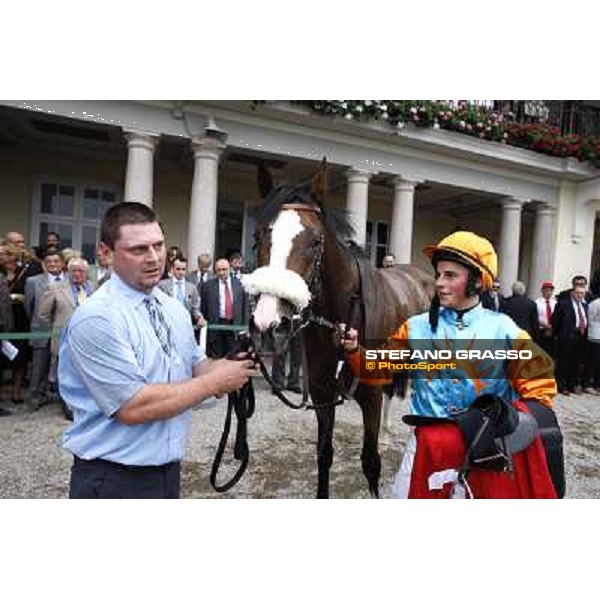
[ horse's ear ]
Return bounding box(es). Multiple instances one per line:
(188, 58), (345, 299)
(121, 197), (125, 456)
(257, 161), (273, 199)
(310, 157), (327, 201)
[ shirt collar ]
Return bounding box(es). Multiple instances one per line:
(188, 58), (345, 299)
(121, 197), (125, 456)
(109, 272), (162, 307)
(440, 301), (484, 326)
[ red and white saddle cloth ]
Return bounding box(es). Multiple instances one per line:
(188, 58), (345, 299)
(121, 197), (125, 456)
(392, 401), (557, 499)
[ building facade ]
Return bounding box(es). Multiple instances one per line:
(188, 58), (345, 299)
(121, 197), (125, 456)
(2, 99), (600, 296)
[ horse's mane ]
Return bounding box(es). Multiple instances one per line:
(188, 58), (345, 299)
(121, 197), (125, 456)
(253, 182), (370, 260)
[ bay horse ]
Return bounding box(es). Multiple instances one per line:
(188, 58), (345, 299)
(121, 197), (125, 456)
(244, 167), (435, 498)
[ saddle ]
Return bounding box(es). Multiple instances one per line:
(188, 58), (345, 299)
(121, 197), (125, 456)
(403, 394), (539, 473)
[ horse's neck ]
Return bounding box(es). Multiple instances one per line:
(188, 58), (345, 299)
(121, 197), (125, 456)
(318, 236), (361, 323)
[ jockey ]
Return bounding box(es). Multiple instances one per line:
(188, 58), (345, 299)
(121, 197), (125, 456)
(341, 231), (560, 499)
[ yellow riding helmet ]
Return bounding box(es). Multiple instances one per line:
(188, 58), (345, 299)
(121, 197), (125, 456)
(424, 231), (498, 290)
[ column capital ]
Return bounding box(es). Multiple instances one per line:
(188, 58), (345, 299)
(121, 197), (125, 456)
(123, 128), (160, 151)
(392, 176), (422, 192)
(191, 135), (227, 161)
(534, 202), (557, 216)
(501, 197), (528, 211)
(346, 168), (373, 184)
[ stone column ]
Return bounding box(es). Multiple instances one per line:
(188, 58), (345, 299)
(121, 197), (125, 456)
(390, 177), (420, 264)
(346, 169), (371, 247)
(123, 129), (159, 206)
(498, 197), (527, 295)
(187, 136), (226, 264)
(528, 203), (556, 297)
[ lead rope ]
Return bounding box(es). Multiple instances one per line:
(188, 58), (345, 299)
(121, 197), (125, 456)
(209, 379), (255, 493)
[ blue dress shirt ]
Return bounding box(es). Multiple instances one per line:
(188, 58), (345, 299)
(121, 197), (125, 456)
(59, 272), (204, 465)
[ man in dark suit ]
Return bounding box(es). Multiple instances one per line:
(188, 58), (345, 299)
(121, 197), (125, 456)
(556, 275), (593, 303)
(481, 279), (504, 311)
(200, 258), (247, 358)
(228, 251), (247, 281)
(500, 281), (539, 340)
(552, 284), (588, 395)
(186, 253), (214, 298)
(0, 273), (13, 416)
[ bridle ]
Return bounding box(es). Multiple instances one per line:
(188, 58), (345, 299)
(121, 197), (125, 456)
(252, 201), (360, 410)
(209, 200), (359, 493)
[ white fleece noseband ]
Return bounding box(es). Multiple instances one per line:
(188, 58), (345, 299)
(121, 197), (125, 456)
(245, 210), (312, 331)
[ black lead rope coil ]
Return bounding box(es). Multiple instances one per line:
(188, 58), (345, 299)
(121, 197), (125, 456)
(209, 333), (257, 493)
(209, 377), (255, 493)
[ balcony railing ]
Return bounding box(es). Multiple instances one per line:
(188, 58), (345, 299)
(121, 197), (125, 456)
(490, 100), (600, 138)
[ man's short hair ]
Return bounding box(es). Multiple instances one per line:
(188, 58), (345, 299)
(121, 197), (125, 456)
(572, 275), (587, 286)
(229, 251), (243, 262)
(43, 248), (63, 260)
(68, 257), (89, 271)
(101, 202), (161, 249)
(173, 256), (187, 265)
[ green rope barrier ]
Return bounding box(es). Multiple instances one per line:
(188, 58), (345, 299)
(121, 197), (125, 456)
(0, 323), (247, 341)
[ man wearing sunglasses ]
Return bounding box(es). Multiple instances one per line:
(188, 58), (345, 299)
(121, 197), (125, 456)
(481, 278), (504, 312)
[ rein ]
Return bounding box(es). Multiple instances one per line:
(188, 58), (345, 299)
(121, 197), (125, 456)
(209, 200), (364, 492)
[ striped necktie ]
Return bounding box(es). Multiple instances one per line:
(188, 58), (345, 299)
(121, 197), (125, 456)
(577, 302), (586, 334)
(76, 285), (88, 306)
(144, 296), (172, 355)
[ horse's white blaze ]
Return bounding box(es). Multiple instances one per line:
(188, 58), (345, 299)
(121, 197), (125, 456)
(250, 210), (306, 332)
(270, 210), (305, 268)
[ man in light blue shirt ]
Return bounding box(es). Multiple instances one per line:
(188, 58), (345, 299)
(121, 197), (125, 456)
(59, 202), (255, 498)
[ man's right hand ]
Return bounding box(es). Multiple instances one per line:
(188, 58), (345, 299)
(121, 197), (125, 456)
(211, 358), (256, 395)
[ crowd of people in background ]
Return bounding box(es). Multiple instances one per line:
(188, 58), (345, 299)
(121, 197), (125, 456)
(0, 227), (304, 419)
(480, 274), (598, 396)
(3, 230), (599, 421)
(381, 252), (600, 397)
